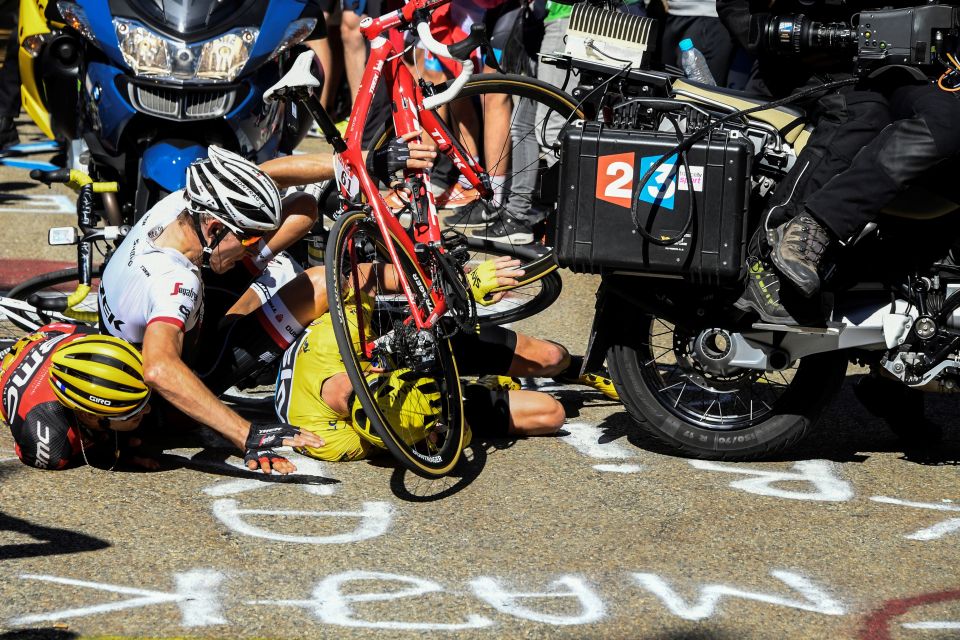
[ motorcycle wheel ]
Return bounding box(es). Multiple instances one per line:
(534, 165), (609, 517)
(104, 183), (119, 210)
(608, 315), (847, 460)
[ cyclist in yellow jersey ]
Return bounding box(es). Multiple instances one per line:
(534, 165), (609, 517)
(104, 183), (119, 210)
(275, 258), (569, 462)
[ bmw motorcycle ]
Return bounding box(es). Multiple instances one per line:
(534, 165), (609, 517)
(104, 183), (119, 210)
(20, 0), (318, 220)
(551, 3), (960, 459)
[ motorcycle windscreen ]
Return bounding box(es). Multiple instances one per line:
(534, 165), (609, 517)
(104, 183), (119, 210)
(126, 0), (264, 35)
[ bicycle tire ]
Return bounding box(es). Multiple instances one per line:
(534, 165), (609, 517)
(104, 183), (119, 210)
(374, 74), (583, 216)
(6, 267), (102, 332)
(464, 236), (562, 327)
(325, 210), (466, 477)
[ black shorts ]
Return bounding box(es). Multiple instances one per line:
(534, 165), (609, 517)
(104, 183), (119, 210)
(451, 325), (517, 376)
(463, 383), (510, 437)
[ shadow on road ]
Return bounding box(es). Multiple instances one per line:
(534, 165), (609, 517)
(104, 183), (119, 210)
(588, 376), (960, 465)
(0, 631), (79, 640)
(0, 511), (109, 561)
(385, 441), (491, 502)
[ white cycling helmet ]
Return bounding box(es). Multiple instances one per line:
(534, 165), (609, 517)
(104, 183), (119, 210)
(185, 146), (282, 234)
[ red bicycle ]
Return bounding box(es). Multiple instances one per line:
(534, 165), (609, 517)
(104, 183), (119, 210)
(267, 0), (582, 476)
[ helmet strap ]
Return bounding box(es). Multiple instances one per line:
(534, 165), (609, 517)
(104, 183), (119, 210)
(190, 210), (229, 269)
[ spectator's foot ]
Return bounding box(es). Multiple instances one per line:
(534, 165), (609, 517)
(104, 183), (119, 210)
(444, 199), (497, 228)
(0, 116), (19, 149)
(435, 182), (479, 209)
(471, 216), (534, 245)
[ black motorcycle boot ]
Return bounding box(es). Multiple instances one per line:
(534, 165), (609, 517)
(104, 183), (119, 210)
(769, 213), (833, 297)
(0, 116), (18, 149)
(734, 259), (800, 325)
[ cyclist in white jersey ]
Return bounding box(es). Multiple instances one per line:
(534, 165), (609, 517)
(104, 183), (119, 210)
(99, 147), (326, 474)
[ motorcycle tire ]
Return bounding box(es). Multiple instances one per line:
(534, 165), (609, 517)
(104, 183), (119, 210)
(607, 315), (848, 460)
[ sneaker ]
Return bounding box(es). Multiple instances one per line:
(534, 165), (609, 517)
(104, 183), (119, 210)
(477, 375), (522, 392)
(307, 122), (323, 138)
(444, 199), (496, 228)
(769, 213), (832, 297)
(471, 216), (534, 245)
(335, 118), (350, 135)
(435, 183), (480, 209)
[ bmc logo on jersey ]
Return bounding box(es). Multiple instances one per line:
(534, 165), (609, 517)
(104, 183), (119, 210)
(596, 153), (703, 211)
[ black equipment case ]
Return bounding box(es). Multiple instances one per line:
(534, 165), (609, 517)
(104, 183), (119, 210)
(555, 121), (753, 285)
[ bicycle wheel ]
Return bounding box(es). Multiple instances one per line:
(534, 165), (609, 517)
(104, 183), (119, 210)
(6, 267), (102, 332)
(325, 210), (466, 477)
(464, 236), (562, 327)
(374, 74), (584, 240)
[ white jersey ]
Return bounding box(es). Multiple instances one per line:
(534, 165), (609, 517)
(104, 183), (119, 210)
(99, 191), (204, 345)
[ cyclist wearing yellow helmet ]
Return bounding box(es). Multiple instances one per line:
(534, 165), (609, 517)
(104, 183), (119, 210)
(1, 323), (153, 470)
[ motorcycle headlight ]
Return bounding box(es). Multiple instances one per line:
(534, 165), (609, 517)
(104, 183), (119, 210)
(113, 18), (258, 83)
(269, 18), (318, 59)
(57, 1), (97, 44)
(116, 20), (172, 77)
(196, 30), (258, 81)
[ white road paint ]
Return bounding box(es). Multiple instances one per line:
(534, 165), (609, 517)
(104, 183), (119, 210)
(902, 621), (960, 629)
(11, 570), (227, 627)
(561, 422), (641, 461)
(0, 194), (75, 215)
(688, 460), (854, 502)
(254, 570), (494, 630)
(8, 568), (852, 629)
(632, 570), (846, 621)
(211, 499), (394, 544)
(871, 496), (960, 541)
(470, 576), (606, 625)
(593, 463), (644, 473)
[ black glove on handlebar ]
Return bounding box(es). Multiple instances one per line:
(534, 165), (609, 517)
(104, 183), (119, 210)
(245, 422), (301, 450)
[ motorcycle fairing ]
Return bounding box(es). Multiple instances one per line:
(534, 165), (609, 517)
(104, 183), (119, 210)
(85, 61), (137, 153)
(141, 141), (208, 192)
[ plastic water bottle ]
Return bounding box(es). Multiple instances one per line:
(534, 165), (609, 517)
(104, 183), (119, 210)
(678, 38), (716, 86)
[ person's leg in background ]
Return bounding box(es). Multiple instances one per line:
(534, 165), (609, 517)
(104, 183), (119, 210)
(0, 10), (22, 148)
(340, 0), (368, 106)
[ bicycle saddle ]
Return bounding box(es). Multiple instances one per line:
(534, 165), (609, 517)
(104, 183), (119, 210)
(264, 50), (322, 103)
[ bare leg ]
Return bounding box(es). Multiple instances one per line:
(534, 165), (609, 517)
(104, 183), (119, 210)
(507, 334), (569, 378)
(341, 11), (367, 105)
(504, 389), (565, 436)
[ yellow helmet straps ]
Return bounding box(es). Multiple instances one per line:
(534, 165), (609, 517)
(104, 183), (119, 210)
(49, 335), (150, 418)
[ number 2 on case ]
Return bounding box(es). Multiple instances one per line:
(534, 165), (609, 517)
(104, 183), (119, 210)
(596, 152), (635, 209)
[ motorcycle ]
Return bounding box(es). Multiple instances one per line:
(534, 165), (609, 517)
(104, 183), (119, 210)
(552, 3), (960, 459)
(18, 0), (319, 221)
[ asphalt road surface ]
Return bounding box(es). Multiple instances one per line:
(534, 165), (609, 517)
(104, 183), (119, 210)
(1, 119), (960, 640)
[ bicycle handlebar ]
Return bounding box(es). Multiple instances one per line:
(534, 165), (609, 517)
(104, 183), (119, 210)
(417, 20), (476, 111)
(30, 168), (118, 194)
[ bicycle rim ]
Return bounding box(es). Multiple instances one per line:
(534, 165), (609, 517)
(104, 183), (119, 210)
(325, 210), (466, 477)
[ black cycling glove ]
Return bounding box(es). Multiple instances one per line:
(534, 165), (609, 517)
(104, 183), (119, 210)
(243, 447), (291, 469)
(366, 136), (411, 186)
(245, 422), (301, 450)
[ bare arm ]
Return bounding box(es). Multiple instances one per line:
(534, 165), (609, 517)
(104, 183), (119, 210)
(260, 153), (336, 188)
(141, 321), (249, 449)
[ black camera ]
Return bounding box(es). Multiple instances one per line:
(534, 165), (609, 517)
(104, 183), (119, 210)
(754, 5), (960, 76)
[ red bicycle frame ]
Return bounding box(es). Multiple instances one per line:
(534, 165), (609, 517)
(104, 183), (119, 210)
(332, 0), (490, 353)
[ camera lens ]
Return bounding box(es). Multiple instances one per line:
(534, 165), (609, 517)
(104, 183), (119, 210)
(763, 14), (857, 54)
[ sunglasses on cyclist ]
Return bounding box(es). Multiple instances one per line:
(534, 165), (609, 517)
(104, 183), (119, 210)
(237, 232), (262, 247)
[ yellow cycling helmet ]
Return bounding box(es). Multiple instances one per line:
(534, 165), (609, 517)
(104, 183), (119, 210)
(49, 335), (150, 419)
(351, 370), (443, 448)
